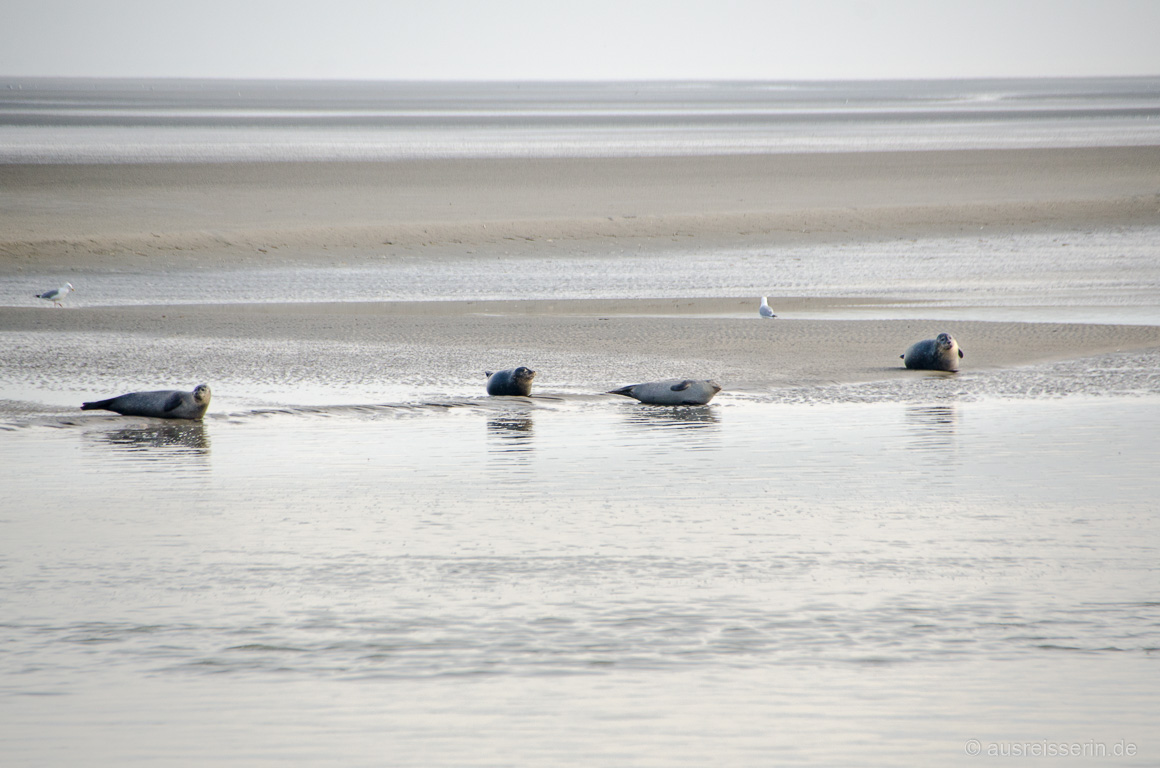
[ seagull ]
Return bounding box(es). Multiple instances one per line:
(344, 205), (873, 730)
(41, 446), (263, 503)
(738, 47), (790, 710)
(36, 282), (74, 307)
(759, 296), (776, 318)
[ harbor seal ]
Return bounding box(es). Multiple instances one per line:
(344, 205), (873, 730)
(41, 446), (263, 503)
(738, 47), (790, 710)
(759, 296), (777, 318)
(36, 282), (74, 307)
(81, 384), (212, 420)
(608, 378), (722, 405)
(901, 333), (963, 372)
(485, 367), (536, 396)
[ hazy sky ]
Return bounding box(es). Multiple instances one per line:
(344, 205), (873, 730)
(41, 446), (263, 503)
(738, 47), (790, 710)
(3, 0), (1158, 81)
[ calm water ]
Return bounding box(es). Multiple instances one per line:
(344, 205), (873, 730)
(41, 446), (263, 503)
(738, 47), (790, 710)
(2, 390), (1159, 765)
(3, 79), (1160, 765)
(2, 77), (1159, 162)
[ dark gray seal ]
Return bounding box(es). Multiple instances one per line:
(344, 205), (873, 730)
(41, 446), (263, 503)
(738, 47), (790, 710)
(486, 367), (536, 396)
(81, 384), (212, 420)
(901, 333), (963, 372)
(608, 378), (722, 405)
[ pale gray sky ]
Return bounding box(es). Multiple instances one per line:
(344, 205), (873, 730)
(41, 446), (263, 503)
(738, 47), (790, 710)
(2, 0), (1158, 81)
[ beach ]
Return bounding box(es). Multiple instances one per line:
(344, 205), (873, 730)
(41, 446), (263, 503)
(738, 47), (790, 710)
(4, 146), (1160, 268)
(3, 82), (1160, 766)
(4, 145), (1160, 403)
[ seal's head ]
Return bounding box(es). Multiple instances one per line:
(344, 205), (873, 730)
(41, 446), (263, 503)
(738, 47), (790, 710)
(193, 384), (212, 405)
(512, 367), (536, 384)
(935, 333), (956, 352)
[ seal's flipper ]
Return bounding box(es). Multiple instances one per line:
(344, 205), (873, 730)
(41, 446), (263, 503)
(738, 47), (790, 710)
(81, 398), (114, 411)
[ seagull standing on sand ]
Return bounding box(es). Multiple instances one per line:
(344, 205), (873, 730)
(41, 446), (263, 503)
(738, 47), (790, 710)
(36, 282), (74, 307)
(759, 296), (776, 318)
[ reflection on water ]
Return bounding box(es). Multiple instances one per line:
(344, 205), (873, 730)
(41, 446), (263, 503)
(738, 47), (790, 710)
(486, 413), (534, 453)
(617, 404), (722, 455)
(621, 405), (721, 429)
(87, 421), (211, 457)
(904, 405), (958, 453)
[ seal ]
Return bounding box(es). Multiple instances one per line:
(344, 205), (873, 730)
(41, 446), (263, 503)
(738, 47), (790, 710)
(901, 332), (963, 372)
(608, 378), (722, 405)
(759, 296), (777, 318)
(81, 384), (212, 420)
(36, 282), (74, 307)
(485, 367), (536, 396)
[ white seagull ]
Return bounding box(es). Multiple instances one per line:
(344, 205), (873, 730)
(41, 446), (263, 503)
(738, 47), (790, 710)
(36, 282), (75, 307)
(759, 296), (776, 318)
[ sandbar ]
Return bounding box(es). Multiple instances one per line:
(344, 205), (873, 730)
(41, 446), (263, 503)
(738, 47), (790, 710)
(3, 147), (1160, 405)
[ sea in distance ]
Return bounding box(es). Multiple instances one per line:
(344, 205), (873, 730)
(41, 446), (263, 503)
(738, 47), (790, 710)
(2, 76), (1160, 162)
(2, 78), (1160, 766)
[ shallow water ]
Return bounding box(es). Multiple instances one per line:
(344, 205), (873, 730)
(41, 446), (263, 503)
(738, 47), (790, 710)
(8, 227), (1160, 326)
(3, 77), (1160, 162)
(4, 332), (1160, 767)
(2, 389), (1159, 765)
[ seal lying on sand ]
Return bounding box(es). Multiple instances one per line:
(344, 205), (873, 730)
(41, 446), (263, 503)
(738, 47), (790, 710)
(608, 378), (722, 405)
(81, 384), (212, 420)
(901, 333), (963, 371)
(486, 367), (536, 396)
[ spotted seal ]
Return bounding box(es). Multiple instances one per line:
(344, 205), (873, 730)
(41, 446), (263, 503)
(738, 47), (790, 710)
(608, 378), (722, 405)
(485, 367), (536, 396)
(901, 333), (963, 372)
(81, 384), (212, 420)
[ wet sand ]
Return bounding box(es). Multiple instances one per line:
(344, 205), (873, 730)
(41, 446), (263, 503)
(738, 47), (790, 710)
(3, 300), (1160, 404)
(3, 146), (1160, 270)
(4, 146), (1160, 408)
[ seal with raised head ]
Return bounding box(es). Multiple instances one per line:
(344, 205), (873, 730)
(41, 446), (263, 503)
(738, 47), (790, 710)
(608, 378), (722, 405)
(901, 333), (963, 372)
(485, 367), (536, 396)
(81, 384), (212, 420)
